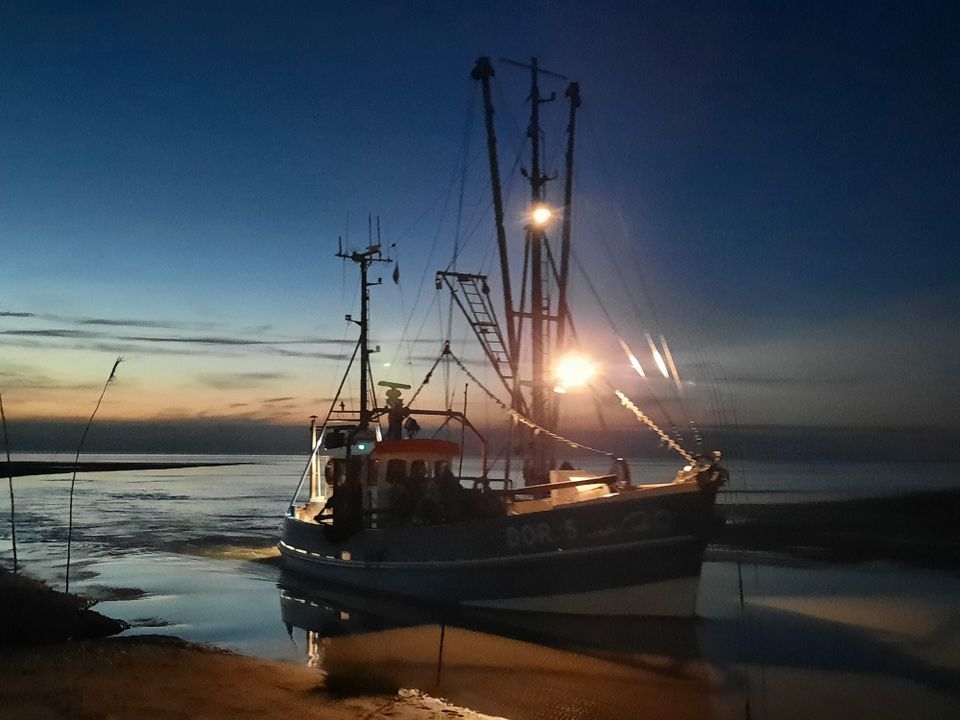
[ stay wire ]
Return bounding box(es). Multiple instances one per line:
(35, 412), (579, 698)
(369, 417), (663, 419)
(1, 392), (17, 573)
(577, 194), (694, 435)
(579, 111), (700, 447)
(581, 108), (666, 330)
(446, 349), (614, 458)
(390, 79), (476, 371)
(692, 344), (760, 720)
(569, 247), (682, 436)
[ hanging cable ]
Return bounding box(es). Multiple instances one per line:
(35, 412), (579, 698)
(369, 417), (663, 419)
(446, 348), (615, 458)
(570, 247), (682, 435)
(612, 390), (695, 464)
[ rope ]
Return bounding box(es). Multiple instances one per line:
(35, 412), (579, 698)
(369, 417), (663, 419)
(446, 349), (614, 458)
(613, 390), (696, 464)
(408, 348), (448, 406)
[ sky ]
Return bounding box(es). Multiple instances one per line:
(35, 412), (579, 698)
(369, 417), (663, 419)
(1, 1), (958, 453)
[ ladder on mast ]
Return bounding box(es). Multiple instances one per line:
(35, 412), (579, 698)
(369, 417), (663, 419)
(436, 271), (525, 413)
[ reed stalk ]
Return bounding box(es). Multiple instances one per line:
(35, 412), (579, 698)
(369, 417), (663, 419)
(0, 392), (17, 573)
(65, 356), (122, 594)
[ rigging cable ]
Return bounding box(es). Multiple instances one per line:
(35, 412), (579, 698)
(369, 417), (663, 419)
(579, 107), (701, 445)
(446, 348), (614, 458)
(612, 390), (695, 464)
(388, 79), (476, 372)
(574, 195), (689, 435)
(445, 135), (528, 272)
(569, 247), (684, 438)
(715, 356), (766, 720)
(692, 343), (761, 720)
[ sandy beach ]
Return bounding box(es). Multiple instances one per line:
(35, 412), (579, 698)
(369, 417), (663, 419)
(0, 635), (511, 720)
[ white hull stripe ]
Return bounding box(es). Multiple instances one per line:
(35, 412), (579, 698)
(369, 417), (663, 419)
(278, 534), (698, 570)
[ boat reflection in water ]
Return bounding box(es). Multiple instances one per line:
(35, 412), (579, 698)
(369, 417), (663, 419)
(278, 573), (733, 720)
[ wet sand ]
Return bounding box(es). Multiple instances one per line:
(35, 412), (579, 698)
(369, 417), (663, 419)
(0, 571), (511, 719)
(0, 636), (506, 720)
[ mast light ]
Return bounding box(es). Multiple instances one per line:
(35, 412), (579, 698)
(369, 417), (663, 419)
(531, 204), (553, 226)
(553, 353), (595, 393)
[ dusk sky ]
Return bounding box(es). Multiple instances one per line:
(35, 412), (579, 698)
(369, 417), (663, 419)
(2, 1), (958, 448)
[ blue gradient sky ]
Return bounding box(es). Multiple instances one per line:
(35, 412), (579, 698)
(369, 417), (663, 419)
(1, 1), (958, 434)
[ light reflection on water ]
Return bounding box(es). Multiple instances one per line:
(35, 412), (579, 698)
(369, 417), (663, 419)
(2, 455), (960, 719)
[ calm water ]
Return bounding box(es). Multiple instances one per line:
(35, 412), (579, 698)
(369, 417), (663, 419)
(2, 454), (960, 719)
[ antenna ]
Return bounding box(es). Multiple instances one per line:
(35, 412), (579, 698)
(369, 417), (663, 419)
(498, 56), (568, 80)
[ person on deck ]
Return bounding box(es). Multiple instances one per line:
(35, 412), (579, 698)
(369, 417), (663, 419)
(437, 464), (464, 522)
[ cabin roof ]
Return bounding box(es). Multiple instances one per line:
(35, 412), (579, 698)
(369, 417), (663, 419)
(372, 439), (459, 458)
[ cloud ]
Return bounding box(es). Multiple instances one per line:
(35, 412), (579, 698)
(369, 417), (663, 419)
(1, 312), (442, 361)
(196, 371), (288, 390)
(1, 329), (100, 339)
(0, 317), (359, 358)
(270, 348), (351, 359)
(1, 310), (216, 330)
(121, 334), (278, 346)
(78, 317), (201, 329)
(0, 364), (98, 391)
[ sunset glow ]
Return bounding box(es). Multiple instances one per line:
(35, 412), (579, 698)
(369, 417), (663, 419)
(0, 2), (955, 447)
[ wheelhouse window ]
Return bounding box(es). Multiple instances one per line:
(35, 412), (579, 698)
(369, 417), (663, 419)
(366, 459), (380, 486)
(410, 459), (429, 481)
(386, 459), (406, 483)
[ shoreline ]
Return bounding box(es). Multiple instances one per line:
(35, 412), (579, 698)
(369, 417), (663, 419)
(0, 460), (247, 478)
(714, 487), (960, 569)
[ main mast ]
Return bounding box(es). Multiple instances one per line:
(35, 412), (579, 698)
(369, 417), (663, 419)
(471, 56), (580, 483)
(338, 242), (389, 430)
(526, 57), (551, 479)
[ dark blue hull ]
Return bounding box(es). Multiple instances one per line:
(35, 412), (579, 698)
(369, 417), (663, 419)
(280, 484), (719, 616)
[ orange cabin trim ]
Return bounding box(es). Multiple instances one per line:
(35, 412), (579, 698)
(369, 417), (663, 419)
(372, 439), (460, 457)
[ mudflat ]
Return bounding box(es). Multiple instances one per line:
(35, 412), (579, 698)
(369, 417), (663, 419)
(1, 460), (244, 478)
(0, 636), (504, 720)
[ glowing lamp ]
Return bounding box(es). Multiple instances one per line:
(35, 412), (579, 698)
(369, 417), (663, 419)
(531, 205), (552, 226)
(554, 353), (595, 392)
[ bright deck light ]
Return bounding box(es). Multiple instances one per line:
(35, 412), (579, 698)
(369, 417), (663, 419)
(554, 353), (595, 392)
(531, 205), (552, 226)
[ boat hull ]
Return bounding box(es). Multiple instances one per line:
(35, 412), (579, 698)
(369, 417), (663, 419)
(280, 484), (718, 617)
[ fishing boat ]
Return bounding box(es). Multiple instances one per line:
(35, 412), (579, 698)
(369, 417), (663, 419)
(280, 56), (727, 617)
